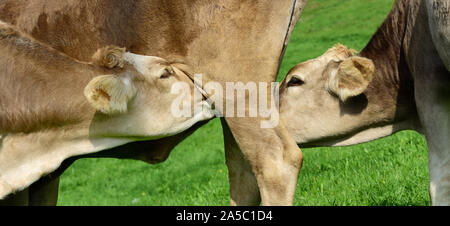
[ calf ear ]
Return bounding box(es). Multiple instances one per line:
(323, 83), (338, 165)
(84, 75), (136, 114)
(91, 46), (126, 69)
(328, 56), (375, 102)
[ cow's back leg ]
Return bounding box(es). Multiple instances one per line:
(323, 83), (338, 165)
(223, 117), (303, 206)
(28, 176), (60, 206)
(414, 68), (450, 206)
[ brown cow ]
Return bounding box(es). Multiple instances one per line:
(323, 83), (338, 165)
(279, 0), (450, 205)
(0, 21), (213, 202)
(0, 0), (307, 205)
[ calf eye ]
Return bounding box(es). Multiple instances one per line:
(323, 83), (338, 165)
(287, 76), (305, 87)
(160, 68), (173, 79)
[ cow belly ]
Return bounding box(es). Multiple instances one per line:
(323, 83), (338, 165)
(427, 0), (450, 71)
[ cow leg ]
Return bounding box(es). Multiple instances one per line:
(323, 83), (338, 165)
(414, 71), (450, 206)
(223, 117), (303, 206)
(222, 118), (261, 206)
(0, 188), (29, 206)
(27, 158), (75, 206)
(28, 176), (60, 206)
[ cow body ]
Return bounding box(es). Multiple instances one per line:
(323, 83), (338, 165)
(427, 0), (450, 71)
(0, 0), (307, 205)
(280, 0), (450, 205)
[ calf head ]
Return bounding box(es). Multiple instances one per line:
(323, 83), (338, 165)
(84, 46), (213, 139)
(279, 44), (375, 145)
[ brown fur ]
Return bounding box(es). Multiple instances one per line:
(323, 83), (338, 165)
(357, 0), (416, 127)
(333, 56), (375, 101)
(0, 20), (216, 201)
(91, 46), (126, 69)
(325, 43), (356, 60)
(280, 0), (417, 147)
(0, 22), (101, 133)
(0, 0), (307, 206)
(0, 22), (144, 134)
(281, 0), (450, 205)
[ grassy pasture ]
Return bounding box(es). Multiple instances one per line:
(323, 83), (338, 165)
(58, 0), (430, 206)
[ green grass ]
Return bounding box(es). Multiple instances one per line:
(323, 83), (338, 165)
(58, 0), (430, 206)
